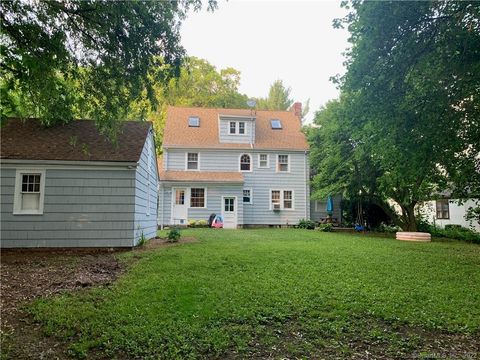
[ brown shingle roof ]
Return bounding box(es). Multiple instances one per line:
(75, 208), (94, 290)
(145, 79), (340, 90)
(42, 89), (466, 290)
(1, 118), (151, 162)
(159, 170), (244, 183)
(163, 106), (309, 150)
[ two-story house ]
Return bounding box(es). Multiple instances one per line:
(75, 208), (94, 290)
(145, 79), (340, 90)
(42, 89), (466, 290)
(158, 104), (310, 228)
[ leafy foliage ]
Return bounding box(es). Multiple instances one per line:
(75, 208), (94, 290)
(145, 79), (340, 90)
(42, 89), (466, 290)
(296, 218), (316, 230)
(127, 57), (250, 152)
(167, 228), (181, 242)
(309, 1), (480, 231)
(0, 0), (216, 134)
(316, 223), (333, 232)
(256, 80), (293, 111)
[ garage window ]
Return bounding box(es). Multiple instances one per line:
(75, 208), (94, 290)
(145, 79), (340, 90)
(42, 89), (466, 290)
(13, 169), (46, 215)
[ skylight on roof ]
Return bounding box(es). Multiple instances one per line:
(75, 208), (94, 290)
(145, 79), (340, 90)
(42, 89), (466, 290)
(270, 119), (282, 129)
(188, 116), (200, 127)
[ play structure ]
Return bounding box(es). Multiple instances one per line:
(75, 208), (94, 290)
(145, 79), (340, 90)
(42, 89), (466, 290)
(208, 213), (224, 228)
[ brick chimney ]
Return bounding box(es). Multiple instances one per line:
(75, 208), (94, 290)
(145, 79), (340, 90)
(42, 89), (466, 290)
(290, 102), (302, 119)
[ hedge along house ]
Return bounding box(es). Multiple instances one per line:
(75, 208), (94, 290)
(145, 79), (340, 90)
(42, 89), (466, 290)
(0, 119), (158, 248)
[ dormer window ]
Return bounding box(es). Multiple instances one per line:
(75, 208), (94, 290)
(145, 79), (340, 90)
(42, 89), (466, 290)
(238, 122), (245, 134)
(229, 121), (236, 134)
(271, 119), (282, 129)
(229, 121), (246, 135)
(240, 154), (251, 171)
(188, 116), (200, 127)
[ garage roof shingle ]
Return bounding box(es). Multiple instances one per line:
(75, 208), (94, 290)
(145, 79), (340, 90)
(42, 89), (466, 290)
(1, 118), (151, 163)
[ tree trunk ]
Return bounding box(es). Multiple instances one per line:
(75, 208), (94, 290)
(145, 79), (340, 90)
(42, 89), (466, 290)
(401, 203), (417, 231)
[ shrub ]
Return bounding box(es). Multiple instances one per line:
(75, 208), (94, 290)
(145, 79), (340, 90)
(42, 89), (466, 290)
(416, 221), (480, 244)
(438, 226), (480, 244)
(188, 220), (196, 227)
(297, 219), (316, 230)
(196, 219), (208, 227)
(167, 228), (181, 242)
(375, 222), (401, 233)
(316, 223), (333, 232)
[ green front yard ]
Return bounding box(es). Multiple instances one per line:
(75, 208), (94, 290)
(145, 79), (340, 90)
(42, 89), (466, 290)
(30, 229), (480, 358)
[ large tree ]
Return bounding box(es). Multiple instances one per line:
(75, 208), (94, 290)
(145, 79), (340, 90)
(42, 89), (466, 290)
(310, 1), (480, 231)
(0, 0), (215, 135)
(128, 57), (249, 152)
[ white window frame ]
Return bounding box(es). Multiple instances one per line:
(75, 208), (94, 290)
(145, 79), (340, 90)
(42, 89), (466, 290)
(269, 189), (295, 211)
(189, 187), (207, 208)
(258, 153), (269, 168)
(228, 121), (248, 135)
(229, 121), (237, 135)
(243, 188), (253, 204)
(13, 169), (46, 215)
(276, 154), (290, 173)
(315, 200), (323, 212)
(185, 152), (200, 171)
(239, 153), (253, 172)
(238, 121), (245, 134)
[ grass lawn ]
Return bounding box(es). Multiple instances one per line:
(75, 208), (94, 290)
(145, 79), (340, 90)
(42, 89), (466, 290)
(29, 229), (480, 358)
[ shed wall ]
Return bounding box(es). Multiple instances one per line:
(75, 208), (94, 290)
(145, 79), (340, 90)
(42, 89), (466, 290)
(1, 167), (136, 247)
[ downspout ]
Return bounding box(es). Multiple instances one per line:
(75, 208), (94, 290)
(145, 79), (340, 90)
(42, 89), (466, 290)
(160, 183), (164, 230)
(304, 150), (309, 220)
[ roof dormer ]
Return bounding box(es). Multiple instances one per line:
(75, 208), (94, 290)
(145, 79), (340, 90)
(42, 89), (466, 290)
(218, 114), (256, 145)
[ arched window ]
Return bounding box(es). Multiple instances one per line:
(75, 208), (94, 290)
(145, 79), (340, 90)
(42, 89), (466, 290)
(240, 154), (251, 171)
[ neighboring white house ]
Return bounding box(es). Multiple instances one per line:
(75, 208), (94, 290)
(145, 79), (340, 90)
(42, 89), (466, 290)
(418, 198), (480, 232)
(0, 118), (158, 247)
(157, 104), (310, 228)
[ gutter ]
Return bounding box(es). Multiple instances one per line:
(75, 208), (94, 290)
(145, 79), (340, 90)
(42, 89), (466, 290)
(0, 159), (138, 168)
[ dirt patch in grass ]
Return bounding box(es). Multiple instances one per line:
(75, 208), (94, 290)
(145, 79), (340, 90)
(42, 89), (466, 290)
(140, 236), (198, 250)
(1, 248), (127, 359)
(0, 238), (199, 359)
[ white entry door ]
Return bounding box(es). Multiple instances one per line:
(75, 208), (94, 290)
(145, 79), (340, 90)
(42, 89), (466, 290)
(172, 188), (188, 225)
(222, 196), (237, 229)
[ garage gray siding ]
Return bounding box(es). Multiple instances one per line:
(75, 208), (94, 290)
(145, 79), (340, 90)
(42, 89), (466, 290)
(134, 133), (159, 244)
(1, 167), (136, 248)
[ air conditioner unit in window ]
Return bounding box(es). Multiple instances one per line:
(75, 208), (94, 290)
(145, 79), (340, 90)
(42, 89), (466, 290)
(273, 203), (281, 211)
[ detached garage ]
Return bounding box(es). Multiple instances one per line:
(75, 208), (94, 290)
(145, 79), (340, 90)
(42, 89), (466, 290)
(0, 119), (158, 248)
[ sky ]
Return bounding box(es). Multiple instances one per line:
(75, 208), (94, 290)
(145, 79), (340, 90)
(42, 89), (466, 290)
(180, 0), (350, 122)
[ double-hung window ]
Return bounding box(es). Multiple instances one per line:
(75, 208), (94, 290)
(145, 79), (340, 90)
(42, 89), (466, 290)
(14, 170), (46, 215)
(229, 121), (246, 135)
(436, 199), (449, 219)
(187, 152), (199, 170)
(238, 122), (245, 134)
(277, 154), (289, 172)
(258, 154), (269, 168)
(270, 190), (294, 210)
(243, 189), (252, 204)
(229, 122), (236, 134)
(283, 191), (293, 209)
(271, 190), (281, 210)
(190, 188), (205, 208)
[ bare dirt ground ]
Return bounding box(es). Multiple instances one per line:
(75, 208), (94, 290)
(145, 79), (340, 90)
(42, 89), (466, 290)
(0, 237), (196, 359)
